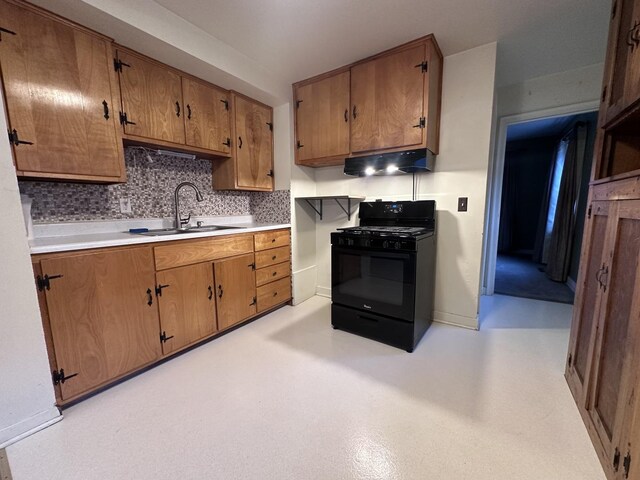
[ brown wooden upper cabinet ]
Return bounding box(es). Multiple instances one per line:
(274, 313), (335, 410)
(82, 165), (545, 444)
(115, 49), (185, 145)
(293, 35), (442, 167)
(294, 70), (351, 166)
(213, 92), (274, 191)
(182, 77), (231, 154)
(0, 0), (125, 182)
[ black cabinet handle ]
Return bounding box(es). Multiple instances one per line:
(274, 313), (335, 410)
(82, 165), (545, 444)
(272, 271), (277, 277)
(208, 285), (213, 300)
(344, 109), (348, 122)
(238, 136), (243, 149)
(272, 255), (277, 260)
(146, 288), (153, 306)
(187, 104), (192, 120)
(102, 100), (110, 120)
(175, 101), (181, 117)
(273, 292), (278, 297)
(218, 285), (224, 298)
(352, 105), (357, 119)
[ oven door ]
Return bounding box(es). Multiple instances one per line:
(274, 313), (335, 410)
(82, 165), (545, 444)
(331, 245), (416, 321)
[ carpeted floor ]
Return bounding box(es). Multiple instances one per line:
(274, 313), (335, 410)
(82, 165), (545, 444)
(495, 253), (575, 304)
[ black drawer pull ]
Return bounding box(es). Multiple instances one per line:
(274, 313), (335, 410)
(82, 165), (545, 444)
(175, 101), (181, 117)
(273, 292), (278, 297)
(272, 271), (277, 276)
(357, 315), (379, 323)
(187, 104), (192, 120)
(146, 288), (153, 306)
(208, 285), (213, 300)
(238, 136), (243, 149)
(218, 285), (224, 298)
(272, 255), (277, 260)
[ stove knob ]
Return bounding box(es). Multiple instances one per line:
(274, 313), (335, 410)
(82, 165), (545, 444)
(364, 239), (370, 247)
(338, 238), (344, 246)
(395, 241), (401, 249)
(383, 240), (389, 249)
(347, 238), (354, 246)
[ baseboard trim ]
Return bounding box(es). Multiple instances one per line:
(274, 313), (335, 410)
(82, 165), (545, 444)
(0, 407), (62, 449)
(316, 286), (331, 298)
(434, 310), (479, 330)
(292, 265), (317, 306)
(566, 277), (577, 293)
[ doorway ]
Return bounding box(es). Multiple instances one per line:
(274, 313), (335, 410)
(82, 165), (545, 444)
(484, 106), (599, 304)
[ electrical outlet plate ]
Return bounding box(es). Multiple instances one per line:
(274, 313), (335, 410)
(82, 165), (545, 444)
(458, 197), (468, 212)
(119, 198), (132, 214)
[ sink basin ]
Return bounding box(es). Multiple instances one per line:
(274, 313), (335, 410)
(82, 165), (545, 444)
(132, 225), (245, 236)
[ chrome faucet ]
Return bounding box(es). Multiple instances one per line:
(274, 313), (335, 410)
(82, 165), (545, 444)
(174, 182), (204, 229)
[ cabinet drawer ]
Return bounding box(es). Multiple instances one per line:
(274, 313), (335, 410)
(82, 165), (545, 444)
(257, 277), (291, 312)
(154, 234), (253, 270)
(256, 261), (290, 286)
(255, 245), (290, 269)
(254, 229), (290, 251)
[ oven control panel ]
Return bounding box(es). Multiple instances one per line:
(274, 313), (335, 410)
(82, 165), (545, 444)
(331, 233), (420, 251)
(383, 203), (403, 214)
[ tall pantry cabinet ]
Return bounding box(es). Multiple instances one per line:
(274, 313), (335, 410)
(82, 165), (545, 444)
(566, 1), (640, 479)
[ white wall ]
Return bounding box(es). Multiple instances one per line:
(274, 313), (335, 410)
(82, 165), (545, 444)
(497, 63), (604, 118)
(0, 95), (60, 448)
(303, 43), (498, 329)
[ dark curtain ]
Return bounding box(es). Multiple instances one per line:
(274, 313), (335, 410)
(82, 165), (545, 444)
(498, 158), (516, 252)
(546, 124), (587, 282)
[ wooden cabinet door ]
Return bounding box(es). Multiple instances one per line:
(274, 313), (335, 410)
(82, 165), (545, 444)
(40, 247), (161, 400)
(156, 263), (217, 355)
(295, 71), (350, 164)
(587, 200), (640, 472)
(0, 0), (123, 180)
(566, 202), (612, 403)
(116, 49), (185, 144)
(214, 253), (257, 330)
(182, 77), (231, 154)
(350, 45), (425, 153)
(624, 0), (640, 109)
(234, 94), (273, 190)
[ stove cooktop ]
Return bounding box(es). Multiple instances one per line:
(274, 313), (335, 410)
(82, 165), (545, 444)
(337, 226), (432, 237)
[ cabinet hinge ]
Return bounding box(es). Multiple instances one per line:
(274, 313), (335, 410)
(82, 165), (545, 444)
(296, 100), (303, 108)
(414, 61), (428, 73)
(614, 448), (621, 472)
(413, 117), (426, 129)
(8, 128), (34, 146)
(267, 122), (273, 131)
(155, 284), (170, 296)
(567, 353), (572, 368)
(119, 111), (136, 126)
(267, 169), (274, 177)
(250, 296), (257, 306)
(220, 99), (229, 110)
(52, 369), (78, 385)
(36, 274), (63, 291)
(624, 452), (631, 478)
(588, 205), (592, 219)
(0, 27), (17, 41)
(160, 331), (174, 343)
(248, 262), (256, 270)
(113, 58), (131, 72)
(296, 140), (304, 149)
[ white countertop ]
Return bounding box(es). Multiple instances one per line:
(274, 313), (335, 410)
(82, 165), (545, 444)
(29, 216), (290, 254)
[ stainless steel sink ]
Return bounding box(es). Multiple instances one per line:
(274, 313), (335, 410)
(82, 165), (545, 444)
(132, 225), (245, 236)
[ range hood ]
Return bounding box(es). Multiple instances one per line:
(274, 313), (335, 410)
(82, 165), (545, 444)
(343, 149), (435, 177)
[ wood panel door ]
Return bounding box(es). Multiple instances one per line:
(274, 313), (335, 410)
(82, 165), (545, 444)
(587, 200), (640, 474)
(295, 71), (350, 165)
(182, 77), (231, 154)
(116, 49), (185, 144)
(566, 202), (612, 403)
(234, 94), (273, 190)
(0, 0), (124, 180)
(40, 247), (161, 400)
(156, 263), (217, 355)
(350, 44), (425, 153)
(214, 253), (256, 330)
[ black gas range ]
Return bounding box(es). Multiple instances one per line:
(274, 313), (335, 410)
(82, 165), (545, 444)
(331, 200), (436, 352)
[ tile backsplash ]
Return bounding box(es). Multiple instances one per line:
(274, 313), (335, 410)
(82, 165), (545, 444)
(19, 147), (290, 225)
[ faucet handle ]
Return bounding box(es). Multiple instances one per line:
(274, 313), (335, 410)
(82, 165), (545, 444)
(196, 221), (204, 228)
(180, 213), (191, 227)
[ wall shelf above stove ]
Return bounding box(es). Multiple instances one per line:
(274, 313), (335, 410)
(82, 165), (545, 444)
(295, 196), (365, 221)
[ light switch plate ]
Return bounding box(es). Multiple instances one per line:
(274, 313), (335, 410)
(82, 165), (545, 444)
(458, 197), (468, 212)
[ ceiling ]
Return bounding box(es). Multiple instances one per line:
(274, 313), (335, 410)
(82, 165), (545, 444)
(153, 0), (610, 87)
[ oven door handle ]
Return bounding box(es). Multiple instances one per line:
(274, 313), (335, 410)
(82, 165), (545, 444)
(357, 314), (380, 323)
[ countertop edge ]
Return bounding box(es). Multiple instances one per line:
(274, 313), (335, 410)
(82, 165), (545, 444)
(30, 224), (291, 255)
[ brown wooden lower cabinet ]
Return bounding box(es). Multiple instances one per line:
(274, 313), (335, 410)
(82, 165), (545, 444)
(156, 262), (217, 355)
(33, 229), (290, 405)
(214, 253), (257, 330)
(34, 246), (162, 401)
(566, 198), (640, 479)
